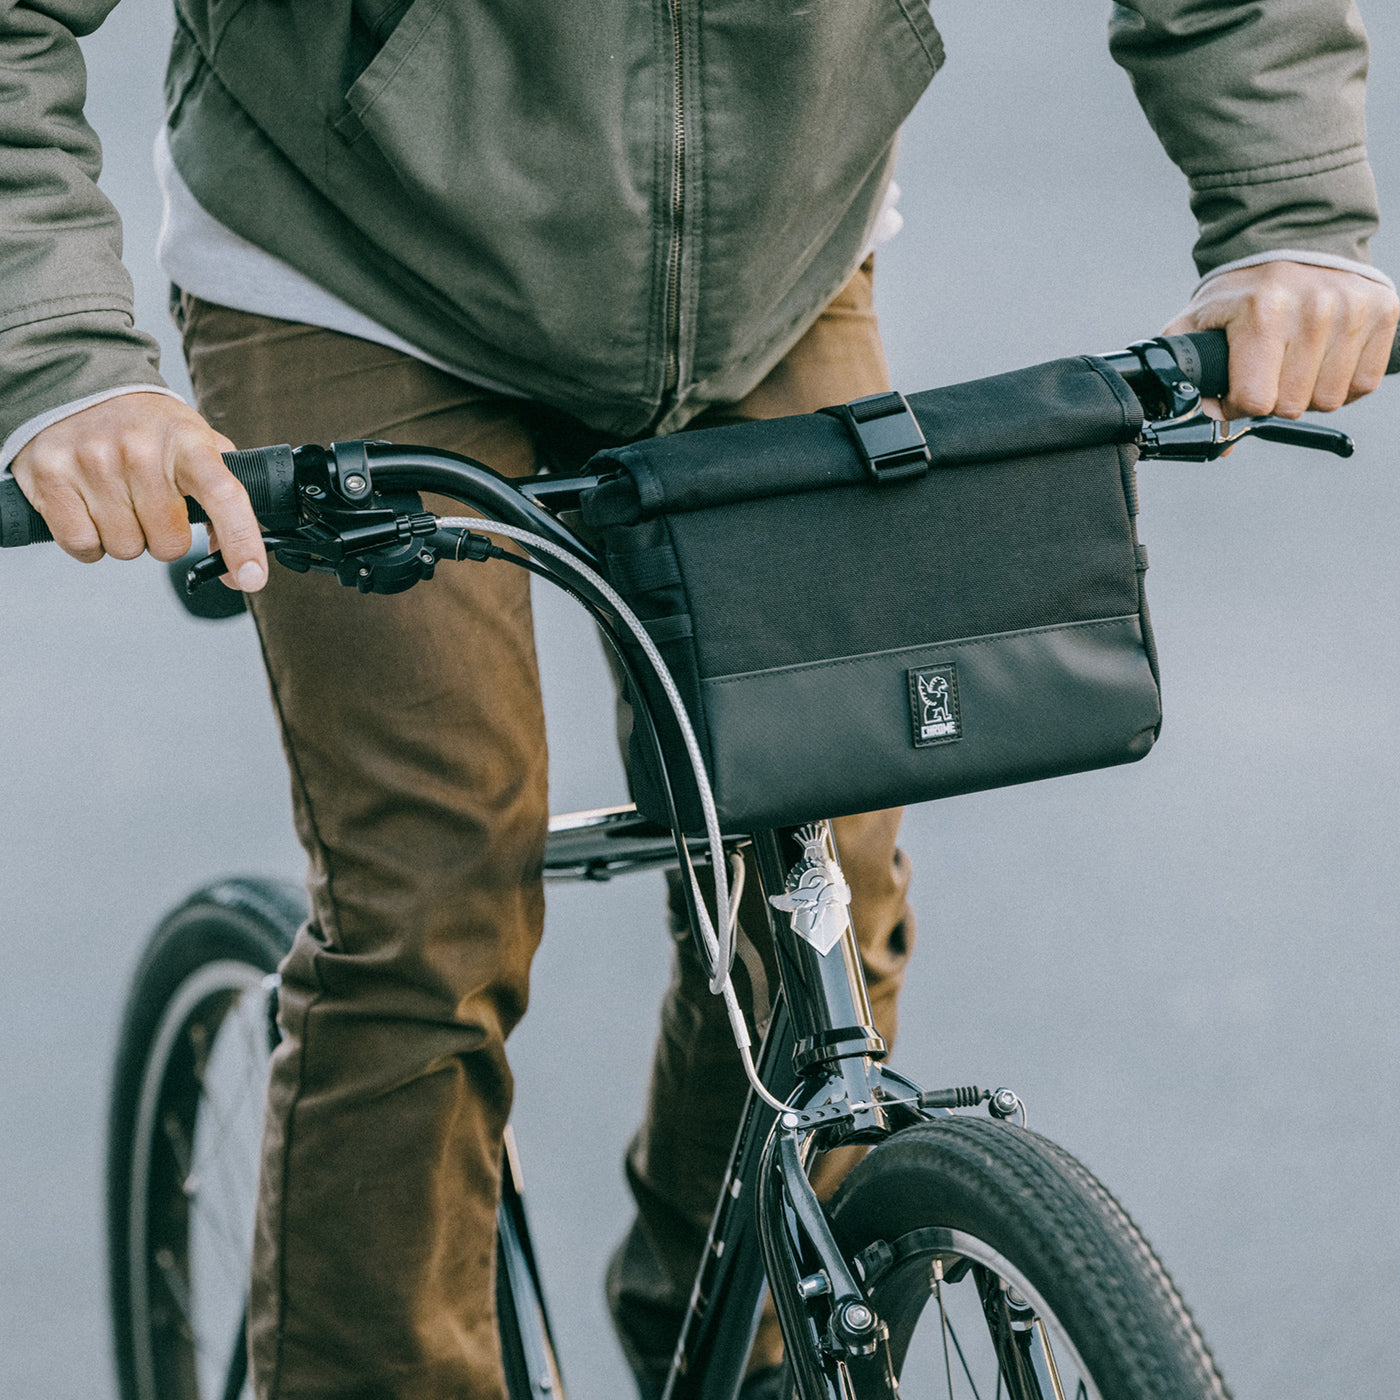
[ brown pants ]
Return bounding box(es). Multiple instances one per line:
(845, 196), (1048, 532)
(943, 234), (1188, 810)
(180, 263), (914, 1400)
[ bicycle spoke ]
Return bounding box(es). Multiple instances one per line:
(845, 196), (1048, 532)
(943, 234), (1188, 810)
(1033, 1319), (1067, 1400)
(944, 1310), (984, 1400)
(163, 1107), (193, 1181)
(933, 1260), (959, 1400)
(154, 1245), (196, 1338)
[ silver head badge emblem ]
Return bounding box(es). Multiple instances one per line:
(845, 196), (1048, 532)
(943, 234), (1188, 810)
(768, 824), (853, 956)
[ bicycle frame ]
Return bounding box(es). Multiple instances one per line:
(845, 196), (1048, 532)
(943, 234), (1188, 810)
(530, 810), (932, 1400)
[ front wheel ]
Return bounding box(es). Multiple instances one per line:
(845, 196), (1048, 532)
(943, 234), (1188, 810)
(106, 878), (304, 1400)
(822, 1117), (1231, 1400)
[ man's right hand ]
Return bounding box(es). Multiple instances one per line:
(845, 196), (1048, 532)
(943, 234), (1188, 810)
(10, 392), (268, 590)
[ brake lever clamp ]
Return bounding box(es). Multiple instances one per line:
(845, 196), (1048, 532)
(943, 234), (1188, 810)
(1140, 411), (1355, 462)
(1126, 339), (1205, 422)
(267, 496), (441, 593)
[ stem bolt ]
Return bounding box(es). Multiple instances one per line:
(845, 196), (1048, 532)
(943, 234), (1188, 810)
(343, 473), (368, 495)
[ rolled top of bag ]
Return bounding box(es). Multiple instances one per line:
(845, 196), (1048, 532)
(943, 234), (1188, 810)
(580, 356), (1144, 527)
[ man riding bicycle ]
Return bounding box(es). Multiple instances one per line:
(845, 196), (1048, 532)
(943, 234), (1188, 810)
(1, 3), (1395, 1398)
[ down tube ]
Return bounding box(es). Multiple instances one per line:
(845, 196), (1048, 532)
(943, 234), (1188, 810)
(663, 997), (796, 1400)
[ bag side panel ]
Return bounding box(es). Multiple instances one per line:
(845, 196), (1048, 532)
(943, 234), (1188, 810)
(700, 615), (1162, 831)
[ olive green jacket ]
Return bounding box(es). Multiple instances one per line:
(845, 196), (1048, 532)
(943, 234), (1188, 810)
(0, 0), (1382, 443)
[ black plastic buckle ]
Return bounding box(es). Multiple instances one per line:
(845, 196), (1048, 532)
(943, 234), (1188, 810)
(827, 392), (931, 483)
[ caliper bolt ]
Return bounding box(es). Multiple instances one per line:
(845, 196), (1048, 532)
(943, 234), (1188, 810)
(989, 1088), (1023, 1121)
(840, 1302), (874, 1333)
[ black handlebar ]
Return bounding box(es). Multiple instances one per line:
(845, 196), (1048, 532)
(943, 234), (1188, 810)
(2, 326), (1398, 550)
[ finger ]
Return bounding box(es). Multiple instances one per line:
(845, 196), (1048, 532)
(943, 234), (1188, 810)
(127, 450), (195, 563)
(9, 448), (105, 561)
(201, 524), (243, 591)
(1220, 315), (1289, 421)
(174, 432), (267, 591)
(1346, 312), (1400, 403)
(1270, 315), (1332, 420)
(65, 438), (149, 561)
(27, 482), (105, 561)
(1309, 311), (1372, 414)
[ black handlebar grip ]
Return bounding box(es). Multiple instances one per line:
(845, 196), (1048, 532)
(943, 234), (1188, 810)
(0, 473), (54, 547)
(209, 445), (301, 531)
(0, 443), (299, 548)
(1161, 326), (1400, 400)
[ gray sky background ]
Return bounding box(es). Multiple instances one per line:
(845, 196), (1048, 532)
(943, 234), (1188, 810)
(0, 4), (1397, 1398)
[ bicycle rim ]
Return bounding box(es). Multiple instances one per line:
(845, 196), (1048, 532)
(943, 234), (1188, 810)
(823, 1118), (1230, 1400)
(126, 959), (276, 1400)
(854, 1226), (1104, 1400)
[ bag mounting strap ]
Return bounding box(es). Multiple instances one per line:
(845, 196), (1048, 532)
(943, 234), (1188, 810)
(822, 391), (931, 484)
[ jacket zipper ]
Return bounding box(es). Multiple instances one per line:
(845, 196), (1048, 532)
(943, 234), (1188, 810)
(662, 0), (687, 398)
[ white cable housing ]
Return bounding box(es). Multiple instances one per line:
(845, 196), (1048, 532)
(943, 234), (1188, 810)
(436, 517), (792, 1111)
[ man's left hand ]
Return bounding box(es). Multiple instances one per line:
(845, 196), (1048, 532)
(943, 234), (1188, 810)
(1163, 260), (1398, 422)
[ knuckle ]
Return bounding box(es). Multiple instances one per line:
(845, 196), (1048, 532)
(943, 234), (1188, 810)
(185, 464), (248, 511)
(1230, 386), (1275, 418)
(142, 506), (194, 561)
(170, 424), (219, 466)
(1351, 366), (1385, 398)
(147, 533), (193, 563)
(104, 533), (147, 562)
(15, 439), (67, 480)
(60, 531), (104, 563)
(77, 438), (128, 486)
(1309, 286), (1342, 325)
(209, 508), (262, 548)
(1343, 298), (1372, 337)
(1249, 284), (1293, 327)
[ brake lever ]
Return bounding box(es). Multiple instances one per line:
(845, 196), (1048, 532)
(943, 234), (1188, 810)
(186, 507), (443, 596)
(185, 534), (287, 591)
(1140, 412), (1354, 462)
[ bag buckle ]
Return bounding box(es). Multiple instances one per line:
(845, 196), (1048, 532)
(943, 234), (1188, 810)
(826, 392), (931, 483)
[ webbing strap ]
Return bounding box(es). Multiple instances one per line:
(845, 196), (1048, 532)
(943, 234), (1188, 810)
(823, 391), (931, 483)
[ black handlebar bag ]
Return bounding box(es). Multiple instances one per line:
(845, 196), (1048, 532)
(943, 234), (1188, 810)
(579, 356), (1160, 834)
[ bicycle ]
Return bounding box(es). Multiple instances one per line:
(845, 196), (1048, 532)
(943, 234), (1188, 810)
(2, 327), (1388, 1400)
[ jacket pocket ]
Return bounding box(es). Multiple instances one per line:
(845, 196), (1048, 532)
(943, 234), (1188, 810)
(333, 0), (452, 144)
